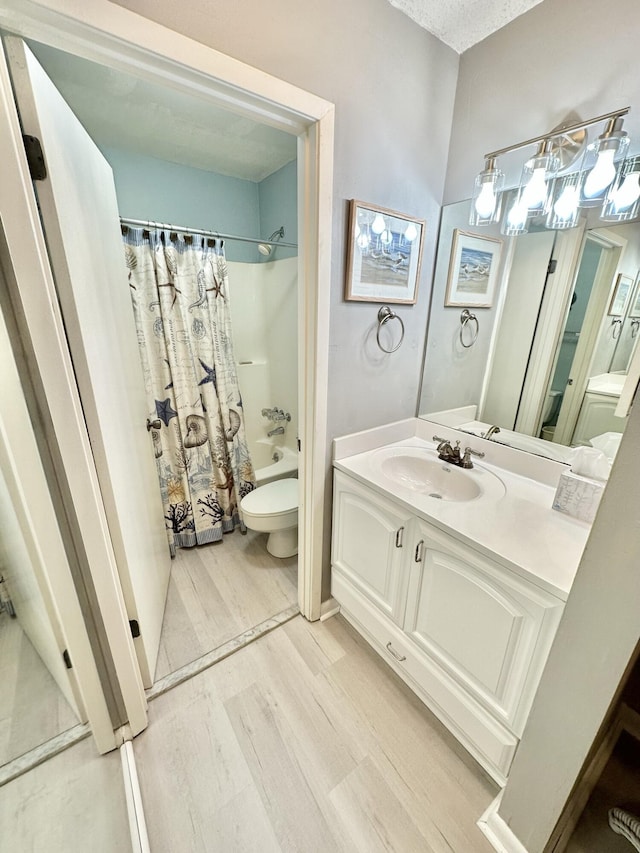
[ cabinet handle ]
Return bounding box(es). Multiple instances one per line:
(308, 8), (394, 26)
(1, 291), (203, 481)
(414, 540), (424, 563)
(395, 527), (404, 548)
(386, 642), (406, 662)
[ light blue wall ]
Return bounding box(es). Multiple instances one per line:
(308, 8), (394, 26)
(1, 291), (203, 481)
(104, 147), (297, 262)
(258, 160), (297, 261)
(104, 146), (263, 261)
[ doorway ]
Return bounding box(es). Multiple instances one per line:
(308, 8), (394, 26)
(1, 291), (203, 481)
(0, 0), (333, 743)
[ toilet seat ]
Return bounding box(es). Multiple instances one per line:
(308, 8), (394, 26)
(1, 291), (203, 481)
(241, 478), (298, 518)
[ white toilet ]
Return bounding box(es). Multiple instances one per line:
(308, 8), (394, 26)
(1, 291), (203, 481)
(240, 477), (298, 558)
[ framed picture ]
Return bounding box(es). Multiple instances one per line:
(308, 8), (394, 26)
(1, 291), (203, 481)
(628, 272), (640, 318)
(608, 273), (633, 316)
(345, 200), (425, 304)
(445, 229), (503, 308)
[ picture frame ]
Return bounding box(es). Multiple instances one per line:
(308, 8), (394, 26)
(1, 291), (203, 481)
(628, 271), (640, 318)
(444, 229), (503, 308)
(344, 200), (425, 304)
(607, 273), (633, 317)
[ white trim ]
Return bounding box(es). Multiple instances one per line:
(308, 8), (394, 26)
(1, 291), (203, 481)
(0, 0), (332, 667)
(120, 739), (151, 853)
(478, 793), (530, 853)
(320, 597), (340, 621)
(515, 224), (585, 436)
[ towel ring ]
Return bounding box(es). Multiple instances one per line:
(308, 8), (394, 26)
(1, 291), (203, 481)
(459, 309), (479, 348)
(611, 317), (622, 340)
(376, 306), (405, 353)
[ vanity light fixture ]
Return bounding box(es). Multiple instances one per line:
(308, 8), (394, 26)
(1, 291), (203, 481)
(518, 140), (560, 217)
(601, 155), (640, 221)
(546, 172), (582, 230)
(578, 116), (630, 207)
(469, 107), (633, 233)
(470, 157), (505, 226)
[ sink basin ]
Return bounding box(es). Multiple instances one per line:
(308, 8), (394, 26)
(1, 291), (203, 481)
(371, 446), (505, 502)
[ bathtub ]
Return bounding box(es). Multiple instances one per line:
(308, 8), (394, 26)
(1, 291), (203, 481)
(252, 439), (298, 486)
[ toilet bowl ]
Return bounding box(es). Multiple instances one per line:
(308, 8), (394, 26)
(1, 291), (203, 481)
(240, 477), (298, 558)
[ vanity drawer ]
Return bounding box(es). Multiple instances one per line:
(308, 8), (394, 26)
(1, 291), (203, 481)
(332, 571), (518, 786)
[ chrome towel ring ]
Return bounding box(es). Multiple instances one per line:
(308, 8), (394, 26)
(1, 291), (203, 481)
(459, 309), (479, 348)
(376, 306), (405, 353)
(611, 317), (622, 339)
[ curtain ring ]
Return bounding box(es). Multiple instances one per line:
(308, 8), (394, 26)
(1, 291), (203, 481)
(459, 309), (479, 348)
(376, 306), (405, 353)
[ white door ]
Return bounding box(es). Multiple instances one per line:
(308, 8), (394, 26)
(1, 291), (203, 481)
(6, 37), (171, 688)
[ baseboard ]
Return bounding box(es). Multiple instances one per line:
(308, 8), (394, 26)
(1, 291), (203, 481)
(478, 792), (529, 853)
(120, 739), (150, 853)
(320, 597), (340, 621)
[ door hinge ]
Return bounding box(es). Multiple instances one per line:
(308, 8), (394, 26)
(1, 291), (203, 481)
(297, 438), (301, 452)
(22, 134), (47, 181)
(63, 649), (72, 669)
(129, 619), (141, 638)
(548, 258), (558, 275)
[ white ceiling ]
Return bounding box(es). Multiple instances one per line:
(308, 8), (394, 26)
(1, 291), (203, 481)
(388, 0), (544, 54)
(29, 42), (297, 183)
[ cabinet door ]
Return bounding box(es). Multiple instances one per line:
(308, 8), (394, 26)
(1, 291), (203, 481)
(405, 521), (563, 733)
(572, 391), (628, 446)
(332, 472), (410, 624)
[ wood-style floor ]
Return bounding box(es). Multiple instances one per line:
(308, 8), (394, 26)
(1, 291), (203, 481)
(154, 528), (298, 680)
(0, 611), (78, 768)
(135, 613), (498, 852)
(0, 735), (129, 853)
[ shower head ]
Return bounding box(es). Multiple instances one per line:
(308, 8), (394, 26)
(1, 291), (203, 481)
(258, 226), (285, 257)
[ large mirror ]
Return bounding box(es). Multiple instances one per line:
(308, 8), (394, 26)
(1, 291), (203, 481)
(418, 199), (640, 462)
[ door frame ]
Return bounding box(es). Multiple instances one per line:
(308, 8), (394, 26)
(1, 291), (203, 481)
(553, 228), (626, 445)
(0, 0), (333, 622)
(0, 0), (335, 733)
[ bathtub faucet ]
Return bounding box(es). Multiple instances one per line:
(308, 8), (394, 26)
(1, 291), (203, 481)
(262, 407), (291, 423)
(267, 425), (285, 437)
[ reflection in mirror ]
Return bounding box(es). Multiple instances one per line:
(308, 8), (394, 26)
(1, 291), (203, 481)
(0, 467), (80, 768)
(418, 199), (640, 462)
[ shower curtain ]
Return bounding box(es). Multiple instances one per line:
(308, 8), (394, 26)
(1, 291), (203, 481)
(123, 228), (255, 552)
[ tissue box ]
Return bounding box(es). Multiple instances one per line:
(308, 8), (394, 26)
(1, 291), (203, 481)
(552, 470), (605, 523)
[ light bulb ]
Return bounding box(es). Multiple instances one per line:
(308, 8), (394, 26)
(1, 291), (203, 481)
(404, 223), (418, 242)
(553, 185), (579, 221)
(474, 182), (497, 219)
(584, 148), (617, 198)
(521, 167), (548, 209)
(609, 171), (640, 213)
(508, 199), (528, 229)
(371, 214), (385, 235)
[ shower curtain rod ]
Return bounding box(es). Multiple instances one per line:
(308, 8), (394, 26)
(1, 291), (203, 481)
(119, 217), (299, 249)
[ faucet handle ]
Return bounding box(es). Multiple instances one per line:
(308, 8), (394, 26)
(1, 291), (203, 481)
(460, 446), (485, 468)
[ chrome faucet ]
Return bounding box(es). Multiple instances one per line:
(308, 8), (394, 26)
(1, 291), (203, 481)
(433, 435), (485, 469)
(482, 425), (501, 441)
(267, 425), (285, 437)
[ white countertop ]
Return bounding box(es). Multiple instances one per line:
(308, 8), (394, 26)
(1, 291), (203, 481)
(587, 373), (626, 397)
(333, 429), (591, 602)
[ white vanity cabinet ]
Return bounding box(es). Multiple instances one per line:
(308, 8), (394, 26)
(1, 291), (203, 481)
(331, 469), (564, 785)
